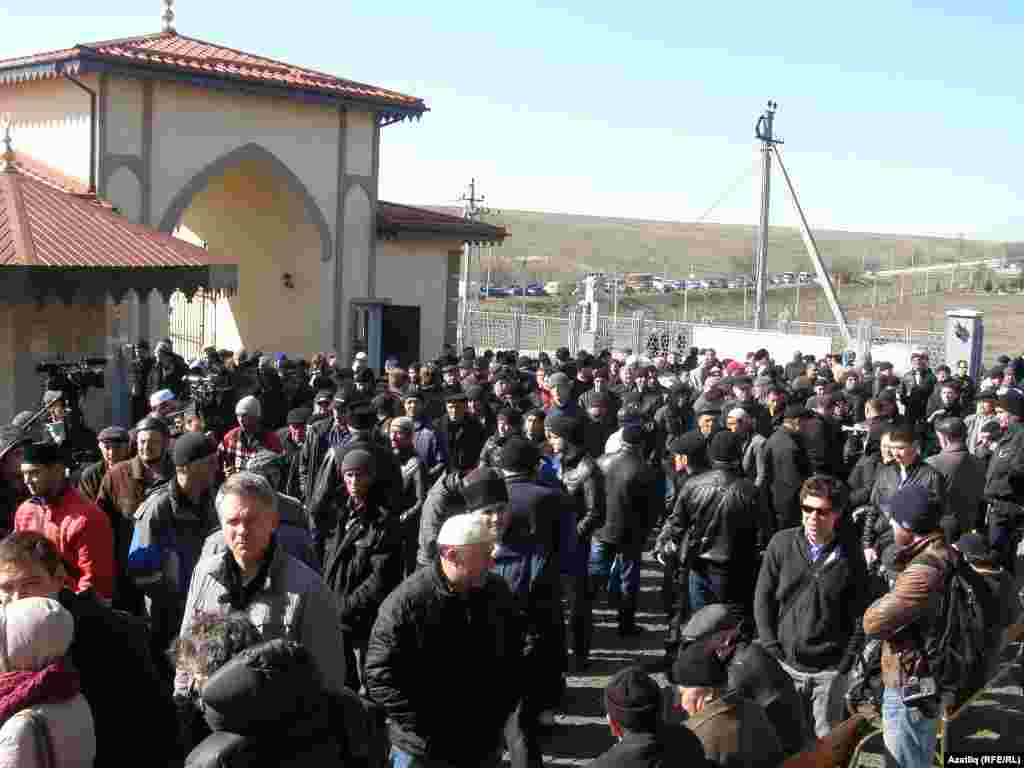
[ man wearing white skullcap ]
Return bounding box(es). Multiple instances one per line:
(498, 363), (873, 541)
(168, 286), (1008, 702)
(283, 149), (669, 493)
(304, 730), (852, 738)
(365, 508), (528, 768)
(217, 395), (283, 477)
(148, 388), (176, 420)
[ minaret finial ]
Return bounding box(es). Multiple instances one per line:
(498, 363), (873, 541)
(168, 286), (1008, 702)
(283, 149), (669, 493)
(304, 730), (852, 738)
(1, 121), (15, 173)
(162, 0), (176, 34)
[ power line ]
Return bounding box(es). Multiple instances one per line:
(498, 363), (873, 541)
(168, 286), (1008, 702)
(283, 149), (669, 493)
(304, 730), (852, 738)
(694, 160), (760, 224)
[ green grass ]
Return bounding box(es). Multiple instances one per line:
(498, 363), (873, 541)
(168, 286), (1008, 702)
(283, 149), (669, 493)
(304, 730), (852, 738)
(474, 208), (1011, 282)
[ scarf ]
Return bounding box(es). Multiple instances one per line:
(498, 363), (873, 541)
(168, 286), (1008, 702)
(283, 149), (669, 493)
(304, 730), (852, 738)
(218, 536), (278, 611)
(0, 659), (80, 725)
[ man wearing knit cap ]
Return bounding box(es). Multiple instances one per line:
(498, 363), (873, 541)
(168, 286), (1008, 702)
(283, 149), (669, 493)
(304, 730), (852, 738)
(298, 385), (355, 503)
(319, 446), (401, 686)
(328, 402), (405, 516)
(148, 388), (177, 421)
(762, 404), (813, 531)
(863, 484), (954, 768)
(590, 666), (705, 767)
(548, 415), (602, 670)
(275, 407), (311, 499)
(435, 389), (486, 475)
(662, 430), (770, 616)
(545, 372), (578, 420)
(129, 431), (219, 658)
(15, 442), (115, 599)
(675, 638), (782, 767)
(593, 420), (660, 636)
(389, 416), (429, 576)
(78, 426), (130, 504)
(365, 508), (524, 768)
(581, 389), (617, 460)
(218, 395), (283, 478)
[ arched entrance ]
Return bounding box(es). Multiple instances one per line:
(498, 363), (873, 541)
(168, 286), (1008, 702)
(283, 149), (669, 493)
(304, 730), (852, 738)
(160, 144), (334, 358)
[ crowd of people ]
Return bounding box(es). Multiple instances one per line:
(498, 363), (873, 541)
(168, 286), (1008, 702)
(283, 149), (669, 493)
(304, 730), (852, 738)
(0, 337), (1022, 768)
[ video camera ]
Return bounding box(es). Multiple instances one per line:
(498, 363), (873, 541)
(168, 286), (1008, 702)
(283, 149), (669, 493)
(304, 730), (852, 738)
(36, 356), (107, 401)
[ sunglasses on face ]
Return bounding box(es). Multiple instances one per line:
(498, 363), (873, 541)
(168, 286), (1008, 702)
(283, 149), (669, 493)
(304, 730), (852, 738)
(801, 504), (834, 517)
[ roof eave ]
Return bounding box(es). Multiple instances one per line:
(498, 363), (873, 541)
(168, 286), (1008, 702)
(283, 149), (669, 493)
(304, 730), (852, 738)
(378, 221), (508, 244)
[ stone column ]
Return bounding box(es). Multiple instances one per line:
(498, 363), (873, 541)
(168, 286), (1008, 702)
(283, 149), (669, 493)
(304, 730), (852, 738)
(945, 309), (984, 379)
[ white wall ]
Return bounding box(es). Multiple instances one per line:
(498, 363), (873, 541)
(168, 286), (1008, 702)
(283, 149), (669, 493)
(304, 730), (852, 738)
(376, 239), (455, 361)
(0, 75), (94, 185)
(691, 326), (833, 363)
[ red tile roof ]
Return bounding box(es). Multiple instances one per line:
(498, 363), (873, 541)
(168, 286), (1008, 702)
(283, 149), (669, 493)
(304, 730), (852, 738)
(0, 152), (234, 269)
(378, 201), (508, 243)
(0, 32), (426, 114)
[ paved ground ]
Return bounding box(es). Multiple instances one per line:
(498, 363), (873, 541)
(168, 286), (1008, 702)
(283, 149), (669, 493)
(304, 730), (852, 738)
(529, 553), (672, 767)
(511, 550), (1024, 767)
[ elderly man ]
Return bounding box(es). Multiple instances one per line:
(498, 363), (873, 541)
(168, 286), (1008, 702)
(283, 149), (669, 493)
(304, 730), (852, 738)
(78, 426), (131, 503)
(174, 471), (347, 699)
(96, 416), (174, 611)
(365, 497), (524, 768)
(218, 394), (283, 477)
(129, 432), (220, 661)
(675, 636), (782, 768)
(149, 389), (177, 422)
(727, 407), (767, 488)
(15, 442), (114, 599)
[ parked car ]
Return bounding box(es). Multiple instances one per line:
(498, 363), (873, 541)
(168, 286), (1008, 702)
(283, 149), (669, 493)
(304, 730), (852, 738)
(525, 283), (547, 297)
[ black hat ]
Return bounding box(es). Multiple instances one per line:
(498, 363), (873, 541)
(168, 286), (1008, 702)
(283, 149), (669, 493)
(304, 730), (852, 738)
(604, 667), (661, 732)
(672, 637), (728, 688)
(445, 392), (468, 404)
(347, 404), (377, 431)
(340, 448), (375, 475)
(980, 421), (1003, 437)
(783, 404), (811, 420)
(172, 432), (216, 467)
(314, 390), (334, 403)
(621, 424), (646, 445)
(545, 414), (580, 441)
(695, 404), (721, 418)
(890, 485), (940, 535)
(287, 408), (312, 426)
(500, 437), (541, 472)
(0, 427), (30, 464)
(97, 426), (130, 444)
(998, 392), (1024, 418)
(403, 388), (424, 402)
(707, 431), (743, 464)
(464, 385), (485, 401)
(989, 366), (1005, 379)
(21, 442), (63, 466)
(135, 416), (170, 436)
(955, 532), (994, 562)
(668, 432), (707, 459)
(461, 466), (510, 512)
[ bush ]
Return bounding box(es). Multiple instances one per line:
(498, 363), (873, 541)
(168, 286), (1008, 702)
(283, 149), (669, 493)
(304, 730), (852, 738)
(984, 279), (994, 293)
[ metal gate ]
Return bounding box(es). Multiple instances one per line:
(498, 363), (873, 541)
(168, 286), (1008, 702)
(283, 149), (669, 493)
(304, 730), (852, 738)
(168, 289), (218, 362)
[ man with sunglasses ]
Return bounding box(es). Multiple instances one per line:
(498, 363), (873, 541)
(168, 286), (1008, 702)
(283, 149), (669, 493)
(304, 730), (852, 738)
(754, 475), (868, 742)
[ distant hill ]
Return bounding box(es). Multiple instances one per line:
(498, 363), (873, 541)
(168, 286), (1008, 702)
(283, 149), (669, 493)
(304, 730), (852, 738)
(454, 208), (1010, 283)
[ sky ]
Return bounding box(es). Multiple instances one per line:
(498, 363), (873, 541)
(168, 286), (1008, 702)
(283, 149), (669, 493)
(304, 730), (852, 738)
(3, 1), (1023, 241)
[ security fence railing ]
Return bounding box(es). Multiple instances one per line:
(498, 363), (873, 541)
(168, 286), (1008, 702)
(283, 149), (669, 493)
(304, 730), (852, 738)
(464, 309), (946, 365)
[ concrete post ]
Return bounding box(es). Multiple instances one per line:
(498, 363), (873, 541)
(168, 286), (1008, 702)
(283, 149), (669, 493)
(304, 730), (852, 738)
(945, 309), (984, 380)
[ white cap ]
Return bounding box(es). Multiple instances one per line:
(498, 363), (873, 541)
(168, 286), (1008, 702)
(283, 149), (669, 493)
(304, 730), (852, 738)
(354, 352), (368, 361)
(149, 389), (175, 408)
(437, 512), (497, 547)
(235, 395), (261, 417)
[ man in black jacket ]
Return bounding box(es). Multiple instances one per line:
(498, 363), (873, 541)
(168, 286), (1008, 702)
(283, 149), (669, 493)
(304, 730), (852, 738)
(662, 431), (771, 617)
(592, 425), (660, 636)
(548, 415), (603, 671)
(364, 505), (524, 768)
(926, 417), (986, 543)
(298, 386), (353, 502)
(435, 392), (487, 473)
(754, 475), (867, 740)
(497, 439), (568, 721)
(322, 448), (401, 687)
(762, 405), (813, 532)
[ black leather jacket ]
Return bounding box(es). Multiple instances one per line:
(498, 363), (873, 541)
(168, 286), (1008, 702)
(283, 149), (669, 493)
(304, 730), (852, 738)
(862, 460), (946, 553)
(557, 444), (603, 539)
(661, 465), (773, 565)
(594, 445), (659, 549)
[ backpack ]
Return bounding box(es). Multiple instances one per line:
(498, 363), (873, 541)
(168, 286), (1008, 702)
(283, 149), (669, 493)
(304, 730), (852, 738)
(914, 549), (993, 709)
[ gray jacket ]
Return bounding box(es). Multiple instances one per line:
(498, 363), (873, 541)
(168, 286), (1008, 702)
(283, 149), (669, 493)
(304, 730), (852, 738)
(174, 543), (346, 697)
(927, 446), (987, 533)
(416, 471), (465, 568)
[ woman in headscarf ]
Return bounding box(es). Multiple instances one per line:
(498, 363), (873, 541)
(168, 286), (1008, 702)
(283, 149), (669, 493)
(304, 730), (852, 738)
(0, 597), (95, 767)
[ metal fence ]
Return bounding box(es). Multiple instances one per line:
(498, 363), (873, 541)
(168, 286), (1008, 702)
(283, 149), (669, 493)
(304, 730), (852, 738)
(464, 309), (946, 365)
(168, 289), (219, 362)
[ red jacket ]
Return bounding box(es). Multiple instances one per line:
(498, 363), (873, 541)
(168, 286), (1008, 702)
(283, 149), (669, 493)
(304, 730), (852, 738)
(15, 486), (115, 599)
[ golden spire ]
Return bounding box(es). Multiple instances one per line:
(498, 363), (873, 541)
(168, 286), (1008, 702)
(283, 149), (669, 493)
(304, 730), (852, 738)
(1, 121), (15, 173)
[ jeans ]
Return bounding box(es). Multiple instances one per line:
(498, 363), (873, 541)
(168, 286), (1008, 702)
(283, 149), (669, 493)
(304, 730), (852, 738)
(588, 540), (641, 597)
(688, 568), (725, 613)
(778, 659), (842, 740)
(389, 747), (502, 768)
(881, 687), (938, 768)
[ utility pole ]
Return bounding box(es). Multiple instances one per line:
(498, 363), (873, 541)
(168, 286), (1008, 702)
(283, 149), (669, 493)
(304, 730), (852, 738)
(456, 178), (496, 348)
(753, 100), (780, 330)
